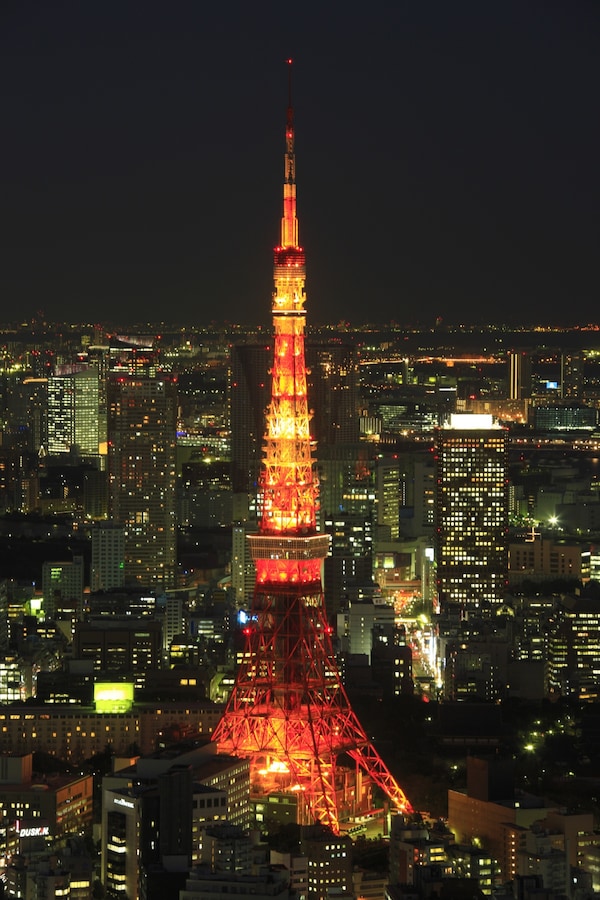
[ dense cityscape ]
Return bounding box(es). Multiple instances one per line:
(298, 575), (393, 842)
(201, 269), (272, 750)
(2, 2), (599, 898)
(1, 315), (600, 898)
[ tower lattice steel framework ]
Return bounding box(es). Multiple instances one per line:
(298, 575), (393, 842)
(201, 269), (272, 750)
(213, 62), (412, 833)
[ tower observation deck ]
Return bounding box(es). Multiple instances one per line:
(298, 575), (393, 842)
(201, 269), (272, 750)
(213, 61), (412, 832)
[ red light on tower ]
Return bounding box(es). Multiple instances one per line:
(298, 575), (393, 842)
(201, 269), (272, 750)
(213, 64), (411, 833)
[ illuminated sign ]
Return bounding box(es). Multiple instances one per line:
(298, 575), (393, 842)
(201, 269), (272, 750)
(17, 825), (50, 837)
(114, 797), (134, 810)
(94, 682), (134, 714)
(447, 413), (498, 430)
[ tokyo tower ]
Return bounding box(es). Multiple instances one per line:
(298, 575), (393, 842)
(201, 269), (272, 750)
(213, 61), (412, 833)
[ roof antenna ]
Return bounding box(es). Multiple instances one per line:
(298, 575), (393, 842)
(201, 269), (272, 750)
(286, 58), (293, 133)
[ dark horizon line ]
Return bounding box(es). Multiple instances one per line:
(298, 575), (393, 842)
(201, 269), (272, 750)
(1, 320), (600, 332)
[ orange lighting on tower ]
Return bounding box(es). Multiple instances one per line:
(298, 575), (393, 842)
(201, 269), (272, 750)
(213, 61), (412, 832)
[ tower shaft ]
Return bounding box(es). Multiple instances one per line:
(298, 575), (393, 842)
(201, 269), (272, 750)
(214, 63), (411, 832)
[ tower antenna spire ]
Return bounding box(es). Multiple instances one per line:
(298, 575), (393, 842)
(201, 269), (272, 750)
(281, 58), (298, 252)
(287, 57), (293, 124)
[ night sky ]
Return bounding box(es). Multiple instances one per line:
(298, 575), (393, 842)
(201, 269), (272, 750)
(2, 1), (598, 328)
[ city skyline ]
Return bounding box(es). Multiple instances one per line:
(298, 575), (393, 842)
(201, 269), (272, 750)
(2, 2), (599, 327)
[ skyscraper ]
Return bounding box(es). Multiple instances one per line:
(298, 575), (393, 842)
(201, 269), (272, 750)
(107, 362), (177, 589)
(507, 350), (531, 401)
(214, 63), (411, 832)
(47, 364), (105, 464)
(376, 456), (401, 540)
(90, 523), (125, 592)
(435, 413), (508, 616)
(306, 341), (359, 446)
(42, 555), (85, 623)
(231, 523), (258, 606)
(5, 375), (47, 453)
(230, 342), (271, 495)
(560, 351), (584, 400)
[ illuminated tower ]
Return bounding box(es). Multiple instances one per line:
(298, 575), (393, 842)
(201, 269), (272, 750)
(214, 62), (411, 832)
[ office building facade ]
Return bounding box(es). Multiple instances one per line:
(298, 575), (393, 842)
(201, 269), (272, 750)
(507, 350), (531, 401)
(435, 414), (508, 616)
(91, 523), (125, 592)
(107, 372), (177, 589)
(47, 365), (105, 464)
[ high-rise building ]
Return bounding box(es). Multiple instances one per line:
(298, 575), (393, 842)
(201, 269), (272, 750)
(317, 444), (378, 615)
(90, 523), (125, 592)
(301, 825), (353, 900)
(547, 595), (600, 701)
(0, 449), (39, 513)
(107, 366), (177, 589)
(306, 342), (359, 446)
(41, 555), (85, 622)
(231, 524), (257, 607)
(317, 443), (375, 521)
(73, 619), (163, 687)
(214, 63), (411, 832)
(507, 350), (532, 401)
(5, 375), (47, 453)
(376, 456), (400, 540)
(164, 594), (186, 652)
(230, 342), (271, 495)
(410, 455), (436, 538)
(336, 596), (395, 663)
(435, 413), (508, 616)
(323, 513), (375, 617)
(102, 742), (251, 899)
(560, 351), (584, 399)
(47, 364), (105, 465)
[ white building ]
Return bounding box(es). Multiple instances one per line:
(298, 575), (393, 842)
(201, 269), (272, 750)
(435, 414), (508, 615)
(91, 523), (125, 592)
(47, 365), (104, 463)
